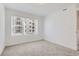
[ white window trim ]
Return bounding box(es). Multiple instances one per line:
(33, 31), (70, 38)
(11, 16), (39, 36)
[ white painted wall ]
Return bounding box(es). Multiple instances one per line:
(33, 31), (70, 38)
(44, 4), (77, 50)
(0, 4), (5, 55)
(5, 8), (44, 46)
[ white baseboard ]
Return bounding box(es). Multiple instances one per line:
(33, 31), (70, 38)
(0, 46), (5, 55)
(5, 39), (43, 47)
(44, 38), (77, 51)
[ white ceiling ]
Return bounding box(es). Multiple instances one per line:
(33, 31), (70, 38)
(3, 3), (74, 16)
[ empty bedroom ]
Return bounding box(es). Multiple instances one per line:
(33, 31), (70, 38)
(1, 3), (79, 56)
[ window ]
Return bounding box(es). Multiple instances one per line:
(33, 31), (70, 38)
(11, 16), (38, 36)
(11, 16), (25, 35)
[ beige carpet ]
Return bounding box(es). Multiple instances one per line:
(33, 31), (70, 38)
(1, 40), (79, 56)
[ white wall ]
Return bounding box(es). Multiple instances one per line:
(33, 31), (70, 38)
(5, 8), (44, 46)
(44, 4), (77, 50)
(0, 4), (5, 55)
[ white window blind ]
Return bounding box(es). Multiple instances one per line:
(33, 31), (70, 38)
(11, 16), (38, 36)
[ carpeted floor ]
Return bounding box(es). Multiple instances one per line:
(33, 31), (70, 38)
(1, 40), (79, 56)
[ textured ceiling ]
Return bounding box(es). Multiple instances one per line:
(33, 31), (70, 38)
(3, 3), (74, 16)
